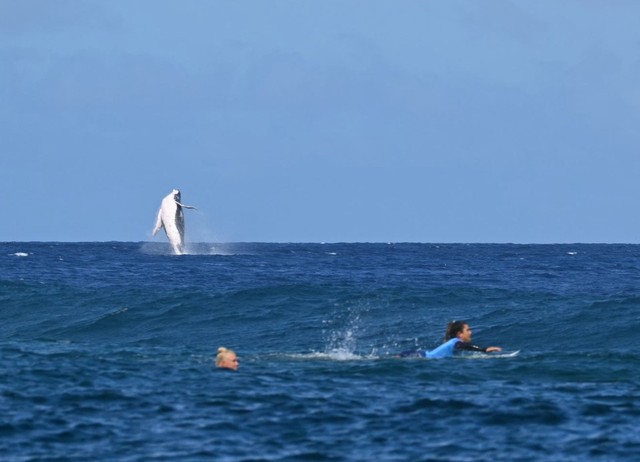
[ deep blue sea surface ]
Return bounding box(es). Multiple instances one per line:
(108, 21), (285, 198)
(2, 242), (640, 461)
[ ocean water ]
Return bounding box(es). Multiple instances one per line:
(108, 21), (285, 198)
(1, 242), (640, 461)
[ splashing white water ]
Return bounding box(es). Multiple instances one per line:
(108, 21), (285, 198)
(283, 350), (377, 361)
(320, 300), (374, 359)
(140, 242), (242, 256)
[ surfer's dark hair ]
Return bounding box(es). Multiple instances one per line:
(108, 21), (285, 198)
(444, 320), (468, 341)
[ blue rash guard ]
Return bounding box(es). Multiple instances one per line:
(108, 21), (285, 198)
(424, 338), (461, 358)
(398, 339), (490, 358)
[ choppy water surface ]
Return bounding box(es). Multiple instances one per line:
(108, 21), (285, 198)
(2, 242), (640, 461)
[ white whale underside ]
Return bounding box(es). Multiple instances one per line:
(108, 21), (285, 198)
(152, 191), (195, 255)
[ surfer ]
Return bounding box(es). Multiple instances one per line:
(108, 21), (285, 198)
(399, 320), (502, 358)
(216, 347), (239, 371)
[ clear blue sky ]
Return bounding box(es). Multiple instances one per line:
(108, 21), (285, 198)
(2, 1), (639, 243)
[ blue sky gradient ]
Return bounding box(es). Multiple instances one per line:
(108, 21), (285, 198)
(2, 1), (640, 243)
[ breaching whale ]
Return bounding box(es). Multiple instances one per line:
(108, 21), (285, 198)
(152, 189), (197, 255)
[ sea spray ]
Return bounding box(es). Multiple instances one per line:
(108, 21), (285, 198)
(2, 242), (640, 461)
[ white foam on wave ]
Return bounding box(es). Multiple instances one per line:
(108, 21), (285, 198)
(184, 243), (240, 256)
(140, 242), (243, 256)
(11, 252), (29, 257)
(284, 350), (377, 361)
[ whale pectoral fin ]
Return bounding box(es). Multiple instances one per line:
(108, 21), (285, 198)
(175, 201), (197, 210)
(152, 210), (163, 236)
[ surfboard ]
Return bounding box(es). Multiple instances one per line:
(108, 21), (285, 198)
(458, 350), (520, 359)
(492, 350), (520, 358)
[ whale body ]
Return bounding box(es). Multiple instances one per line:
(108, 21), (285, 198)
(152, 189), (196, 255)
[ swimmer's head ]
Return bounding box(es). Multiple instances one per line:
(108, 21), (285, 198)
(444, 320), (470, 342)
(216, 347), (239, 371)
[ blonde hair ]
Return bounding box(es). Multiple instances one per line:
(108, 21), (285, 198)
(216, 346), (235, 366)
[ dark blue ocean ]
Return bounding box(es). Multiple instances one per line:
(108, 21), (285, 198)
(2, 242), (640, 461)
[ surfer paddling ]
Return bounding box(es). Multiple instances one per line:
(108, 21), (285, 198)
(399, 320), (502, 358)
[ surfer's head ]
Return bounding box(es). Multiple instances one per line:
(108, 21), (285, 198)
(172, 189), (181, 202)
(445, 320), (471, 342)
(216, 347), (239, 371)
